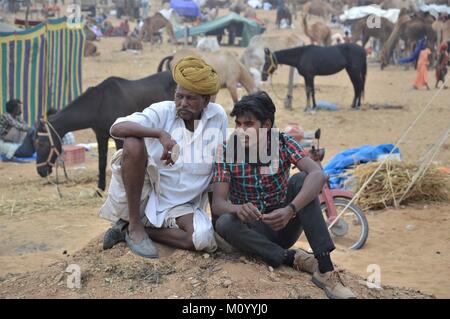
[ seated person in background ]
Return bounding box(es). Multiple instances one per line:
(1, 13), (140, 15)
(211, 91), (356, 299)
(0, 99), (36, 160)
(46, 108), (76, 145)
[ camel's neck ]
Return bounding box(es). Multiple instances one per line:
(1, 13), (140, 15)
(239, 64), (257, 93)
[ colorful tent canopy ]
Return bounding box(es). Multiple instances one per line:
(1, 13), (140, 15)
(0, 17), (85, 125)
(173, 12), (265, 47)
(170, 0), (201, 18)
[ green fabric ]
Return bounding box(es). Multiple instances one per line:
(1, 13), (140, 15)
(173, 13), (264, 47)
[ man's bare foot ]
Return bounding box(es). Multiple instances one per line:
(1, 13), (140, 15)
(412, 85), (418, 90)
(426, 84), (430, 90)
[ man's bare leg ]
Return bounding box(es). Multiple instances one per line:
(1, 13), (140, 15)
(145, 213), (196, 250)
(122, 137), (148, 244)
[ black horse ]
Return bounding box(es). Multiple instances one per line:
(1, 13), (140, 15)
(36, 71), (177, 191)
(262, 44), (367, 110)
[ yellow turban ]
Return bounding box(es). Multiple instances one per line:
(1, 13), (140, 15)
(172, 55), (220, 96)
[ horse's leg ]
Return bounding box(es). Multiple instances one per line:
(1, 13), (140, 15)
(346, 67), (361, 109)
(310, 78), (317, 110)
(304, 76), (313, 112)
(96, 132), (109, 192)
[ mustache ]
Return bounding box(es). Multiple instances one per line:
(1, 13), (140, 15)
(176, 108), (195, 117)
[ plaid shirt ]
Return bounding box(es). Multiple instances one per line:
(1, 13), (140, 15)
(0, 113), (30, 138)
(212, 133), (306, 212)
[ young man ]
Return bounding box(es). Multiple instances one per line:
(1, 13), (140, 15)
(211, 91), (356, 299)
(100, 56), (228, 258)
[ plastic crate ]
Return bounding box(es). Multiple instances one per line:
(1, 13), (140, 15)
(62, 145), (85, 166)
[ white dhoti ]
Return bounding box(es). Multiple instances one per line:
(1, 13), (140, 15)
(99, 149), (217, 253)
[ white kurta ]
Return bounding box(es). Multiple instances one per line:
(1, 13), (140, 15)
(110, 101), (228, 226)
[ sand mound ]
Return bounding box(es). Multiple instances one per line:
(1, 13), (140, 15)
(0, 236), (433, 299)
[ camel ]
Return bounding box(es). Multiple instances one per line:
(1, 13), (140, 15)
(84, 41), (100, 57)
(140, 12), (176, 45)
(157, 49), (257, 103)
(121, 36), (143, 51)
(302, 0), (339, 21)
(351, 16), (394, 48)
(433, 19), (450, 48)
(240, 33), (304, 86)
(380, 13), (436, 69)
(302, 14), (332, 46)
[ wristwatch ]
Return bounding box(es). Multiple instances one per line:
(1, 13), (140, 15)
(288, 203), (297, 219)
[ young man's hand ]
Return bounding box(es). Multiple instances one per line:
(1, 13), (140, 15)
(236, 203), (262, 223)
(158, 130), (177, 165)
(262, 207), (294, 231)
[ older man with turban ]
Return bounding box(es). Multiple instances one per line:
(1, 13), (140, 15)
(99, 56), (228, 258)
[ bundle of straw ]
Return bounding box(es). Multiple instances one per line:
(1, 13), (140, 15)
(347, 161), (450, 210)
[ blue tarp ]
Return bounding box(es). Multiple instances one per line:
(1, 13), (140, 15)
(170, 0), (201, 17)
(1, 152), (36, 162)
(324, 144), (401, 189)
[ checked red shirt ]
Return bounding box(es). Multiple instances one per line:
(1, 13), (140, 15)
(212, 133), (306, 212)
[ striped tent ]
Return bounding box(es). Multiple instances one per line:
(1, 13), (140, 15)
(0, 17), (85, 125)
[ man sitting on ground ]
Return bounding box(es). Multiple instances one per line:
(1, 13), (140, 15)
(0, 99), (36, 161)
(100, 56), (228, 258)
(211, 91), (356, 299)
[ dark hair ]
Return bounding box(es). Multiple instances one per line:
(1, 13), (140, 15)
(6, 99), (22, 114)
(230, 91), (276, 127)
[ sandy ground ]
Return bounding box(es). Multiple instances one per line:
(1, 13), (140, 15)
(0, 9), (449, 298)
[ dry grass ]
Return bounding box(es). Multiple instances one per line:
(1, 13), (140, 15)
(349, 161), (450, 210)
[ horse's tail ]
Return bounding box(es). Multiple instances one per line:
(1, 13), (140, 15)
(157, 55), (174, 73)
(361, 51), (367, 100)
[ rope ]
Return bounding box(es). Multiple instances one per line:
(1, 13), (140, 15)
(327, 74), (450, 230)
(397, 121), (450, 205)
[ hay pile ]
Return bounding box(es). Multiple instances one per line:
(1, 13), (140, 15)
(348, 161), (450, 210)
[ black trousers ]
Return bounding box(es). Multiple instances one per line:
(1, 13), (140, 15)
(215, 172), (335, 267)
(14, 128), (35, 158)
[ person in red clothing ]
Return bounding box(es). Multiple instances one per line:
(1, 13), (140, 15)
(435, 42), (449, 89)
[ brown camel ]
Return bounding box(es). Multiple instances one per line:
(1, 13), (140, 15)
(140, 12), (176, 45)
(240, 33), (303, 86)
(121, 36), (143, 51)
(302, 0), (339, 21)
(158, 49), (257, 103)
(84, 41), (100, 57)
(380, 13), (436, 68)
(302, 14), (332, 46)
(433, 19), (450, 47)
(351, 16), (394, 48)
